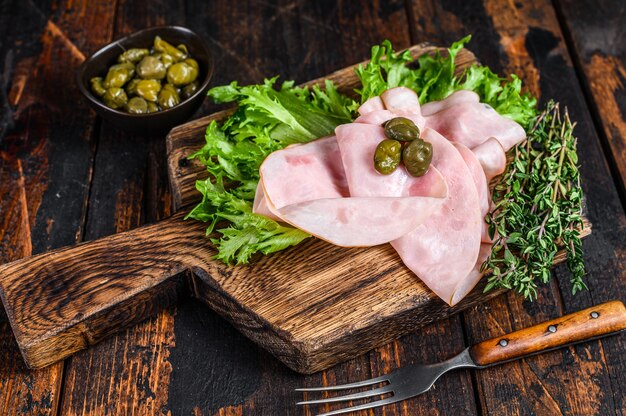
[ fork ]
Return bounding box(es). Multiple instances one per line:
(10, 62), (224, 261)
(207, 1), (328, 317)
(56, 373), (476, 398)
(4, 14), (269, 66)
(296, 300), (626, 416)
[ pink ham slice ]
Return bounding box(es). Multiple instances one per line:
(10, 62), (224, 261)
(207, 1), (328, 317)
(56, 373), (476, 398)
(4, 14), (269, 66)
(335, 123), (447, 198)
(358, 96), (385, 115)
(257, 136), (447, 247)
(252, 184), (279, 221)
(454, 142), (492, 243)
(389, 128), (483, 305)
(454, 243), (492, 305)
(356, 87), (426, 128)
(424, 90), (526, 151)
(335, 107), (483, 305)
(421, 89), (478, 116)
(472, 137), (507, 182)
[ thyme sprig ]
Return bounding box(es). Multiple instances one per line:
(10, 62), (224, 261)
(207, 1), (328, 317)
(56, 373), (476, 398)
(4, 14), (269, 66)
(482, 101), (586, 299)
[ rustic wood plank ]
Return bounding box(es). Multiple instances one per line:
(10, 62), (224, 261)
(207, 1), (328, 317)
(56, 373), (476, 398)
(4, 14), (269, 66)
(552, 3), (626, 409)
(58, 1), (185, 415)
(554, 0), (626, 201)
(406, 0), (626, 414)
(0, 0), (116, 415)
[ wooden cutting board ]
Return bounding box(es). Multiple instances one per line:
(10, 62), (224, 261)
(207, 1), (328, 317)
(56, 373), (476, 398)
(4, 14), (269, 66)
(0, 44), (591, 374)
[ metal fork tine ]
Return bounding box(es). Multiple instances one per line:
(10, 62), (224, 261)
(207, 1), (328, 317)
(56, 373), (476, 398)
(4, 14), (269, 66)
(295, 375), (389, 392)
(315, 396), (401, 416)
(296, 384), (394, 405)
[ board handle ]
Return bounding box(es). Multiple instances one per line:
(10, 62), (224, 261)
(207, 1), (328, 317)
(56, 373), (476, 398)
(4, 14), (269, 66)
(469, 300), (626, 366)
(0, 211), (214, 368)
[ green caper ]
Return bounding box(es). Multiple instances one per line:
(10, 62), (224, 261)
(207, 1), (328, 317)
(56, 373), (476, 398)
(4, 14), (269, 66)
(135, 79), (161, 102)
(184, 58), (199, 80)
(147, 102), (159, 113)
(136, 56), (166, 79)
(154, 35), (187, 61)
(374, 139), (402, 175)
(157, 53), (175, 69)
(103, 63), (135, 88)
(118, 48), (149, 64)
(166, 62), (198, 86)
(177, 44), (189, 55)
(181, 81), (199, 99)
(126, 96), (148, 114)
(90, 77), (106, 97)
(158, 84), (181, 109)
(384, 117), (420, 142)
(125, 78), (140, 96)
(402, 138), (433, 177)
(102, 87), (128, 109)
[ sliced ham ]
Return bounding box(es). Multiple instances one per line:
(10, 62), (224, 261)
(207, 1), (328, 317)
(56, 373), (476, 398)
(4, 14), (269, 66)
(381, 87), (420, 111)
(356, 87), (426, 129)
(472, 137), (507, 182)
(452, 243), (492, 305)
(424, 90), (526, 151)
(389, 128), (483, 305)
(454, 143), (492, 243)
(358, 96), (385, 115)
(355, 110), (398, 126)
(252, 185), (279, 221)
(421, 89), (478, 116)
(257, 136), (447, 247)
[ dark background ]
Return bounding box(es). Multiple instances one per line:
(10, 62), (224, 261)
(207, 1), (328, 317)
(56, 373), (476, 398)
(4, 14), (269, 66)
(0, 0), (624, 415)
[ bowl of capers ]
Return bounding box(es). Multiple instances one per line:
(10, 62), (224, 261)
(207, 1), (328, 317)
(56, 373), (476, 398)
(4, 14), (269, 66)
(77, 26), (213, 134)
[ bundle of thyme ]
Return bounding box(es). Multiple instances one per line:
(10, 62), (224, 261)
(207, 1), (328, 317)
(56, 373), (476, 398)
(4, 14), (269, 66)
(482, 101), (586, 299)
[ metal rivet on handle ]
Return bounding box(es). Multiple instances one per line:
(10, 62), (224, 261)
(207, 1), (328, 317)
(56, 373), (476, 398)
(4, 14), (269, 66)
(548, 325), (557, 333)
(590, 311), (599, 319)
(499, 339), (509, 347)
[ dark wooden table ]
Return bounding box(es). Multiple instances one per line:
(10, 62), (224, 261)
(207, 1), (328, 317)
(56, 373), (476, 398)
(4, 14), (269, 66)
(0, 0), (624, 415)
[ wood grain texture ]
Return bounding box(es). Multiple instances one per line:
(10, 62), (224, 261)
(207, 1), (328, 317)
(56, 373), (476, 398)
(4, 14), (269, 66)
(469, 300), (626, 366)
(0, 0), (117, 414)
(554, 0), (626, 201)
(1, 1), (623, 415)
(59, 0), (185, 412)
(405, 0), (626, 415)
(552, 2), (626, 408)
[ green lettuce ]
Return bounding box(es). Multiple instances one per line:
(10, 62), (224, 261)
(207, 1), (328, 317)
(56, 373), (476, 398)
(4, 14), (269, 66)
(356, 36), (537, 128)
(186, 77), (355, 264)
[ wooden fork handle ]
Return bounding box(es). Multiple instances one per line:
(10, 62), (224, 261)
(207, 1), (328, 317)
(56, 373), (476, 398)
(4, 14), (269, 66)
(469, 300), (626, 366)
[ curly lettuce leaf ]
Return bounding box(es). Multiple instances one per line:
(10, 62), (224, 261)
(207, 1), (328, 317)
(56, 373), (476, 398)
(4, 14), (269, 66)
(356, 35), (537, 129)
(187, 77), (356, 264)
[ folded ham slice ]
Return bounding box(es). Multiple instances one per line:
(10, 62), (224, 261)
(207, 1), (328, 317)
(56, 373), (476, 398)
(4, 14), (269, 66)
(472, 137), (507, 182)
(454, 142), (492, 244)
(357, 87), (426, 129)
(257, 136), (447, 247)
(424, 90), (526, 151)
(388, 128), (483, 305)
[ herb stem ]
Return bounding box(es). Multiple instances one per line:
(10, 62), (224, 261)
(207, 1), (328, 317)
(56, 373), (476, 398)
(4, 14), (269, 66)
(483, 100), (586, 299)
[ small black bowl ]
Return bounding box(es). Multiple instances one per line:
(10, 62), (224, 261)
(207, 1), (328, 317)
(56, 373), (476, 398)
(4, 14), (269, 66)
(77, 26), (213, 134)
